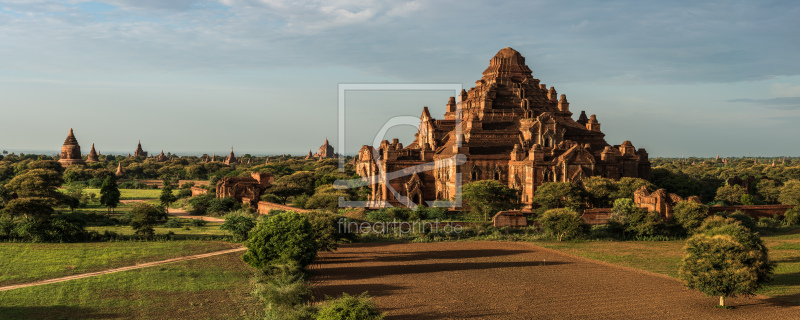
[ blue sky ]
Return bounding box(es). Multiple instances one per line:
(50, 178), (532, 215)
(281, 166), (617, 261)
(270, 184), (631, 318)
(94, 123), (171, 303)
(0, 0), (798, 157)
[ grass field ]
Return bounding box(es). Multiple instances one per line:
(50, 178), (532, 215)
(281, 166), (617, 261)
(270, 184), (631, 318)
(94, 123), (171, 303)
(86, 223), (230, 238)
(0, 241), (240, 286)
(532, 226), (800, 304)
(0, 251), (263, 320)
(82, 188), (174, 200)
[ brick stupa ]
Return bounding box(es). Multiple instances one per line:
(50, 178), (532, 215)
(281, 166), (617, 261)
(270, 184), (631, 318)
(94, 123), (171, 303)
(58, 128), (86, 167)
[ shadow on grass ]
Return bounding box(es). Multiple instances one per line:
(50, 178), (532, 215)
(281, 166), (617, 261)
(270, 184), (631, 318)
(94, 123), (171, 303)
(0, 306), (120, 319)
(762, 271), (800, 306)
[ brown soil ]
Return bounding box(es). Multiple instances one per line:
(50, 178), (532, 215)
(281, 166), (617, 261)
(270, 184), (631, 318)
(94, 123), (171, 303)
(310, 241), (800, 319)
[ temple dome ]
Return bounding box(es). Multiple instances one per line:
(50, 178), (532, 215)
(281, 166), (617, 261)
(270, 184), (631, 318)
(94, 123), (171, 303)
(481, 47), (533, 81)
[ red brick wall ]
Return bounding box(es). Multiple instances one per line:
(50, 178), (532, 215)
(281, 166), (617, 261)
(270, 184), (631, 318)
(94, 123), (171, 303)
(708, 205), (795, 219)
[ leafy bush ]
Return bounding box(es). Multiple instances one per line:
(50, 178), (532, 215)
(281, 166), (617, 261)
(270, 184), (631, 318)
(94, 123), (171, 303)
(607, 198), (668, 238)
(242, 211), (318, 268)
(679, 223), (775, 307)
(625, 209), (667, 238)
(463, 180), (522, 221)
(672, 201), (709, 234)
(307, 211), (342, 252)
(420, 206), (447, 221)
(316, 293), (384, 320)
(189, 218), (207, 227)
(253, 261), (313, 319)
(261, 193), (284, 204)
(176, 188), (192, 199)
(130, 203), (167, 237)
(164, 218), (183, 228)
(696, 215), (740, 233)
(188, 194), (214, 215)
(532, 182), (584, 215)
(208, 197), (238, 216)
(757, 217), (780, 229)
(537, 208), (588, 241)
(118, 180), (154, 189)
(728, 211), (757, 230)
(48, 213), (90, 242)
(220, 214), (256, 241)
(783, 207), (800, 226)
(366, 210), (392, 222)
(292, 195), (310, 209)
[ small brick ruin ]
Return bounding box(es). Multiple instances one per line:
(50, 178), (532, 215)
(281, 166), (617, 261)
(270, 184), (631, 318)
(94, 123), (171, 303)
(493, 210), (528, 228)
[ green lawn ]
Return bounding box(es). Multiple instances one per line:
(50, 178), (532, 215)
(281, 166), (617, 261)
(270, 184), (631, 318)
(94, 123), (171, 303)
(0, 241), (240, 286)
(82, 188), (174, 200)
(531, 226), (800, 304)
(0, 251), (263, 320)
(87, 223), (229, 238)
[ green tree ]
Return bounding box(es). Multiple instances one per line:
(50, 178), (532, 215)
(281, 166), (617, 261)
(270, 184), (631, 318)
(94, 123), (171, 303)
(316, 293), (384, 320)
(129, 203), (166, 237)
(532, 182), (584, 214)
(305, 185), (350, 212)
(253, 261), (315, 320)
(242, 211), (318, 268)
(4, 168), (64, 200)
(755, 180), (781, 204)
(611, 177), (655, 200)
(714, 185), (747, 205)
(268, 171), (317, 204)
(582, 176), (616, 208)
(537, 208), (589, 241)
(784, 207), (800, 226)
(307, 211), (342, 252)
(679, 223), (775, 307)
(64, 184), (86, 212)
(778, 180), (800, 205)
(159, 179), (177, 208)
(672, 201), (709, 234)
(99, 175), (121, 213)
(462, 180), (521, 221)
(220, 213), (257, 241)
(2, 197), (56, 220)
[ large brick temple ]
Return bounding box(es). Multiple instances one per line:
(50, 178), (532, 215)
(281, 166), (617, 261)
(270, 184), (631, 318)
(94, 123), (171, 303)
(355, 47), (650, 208)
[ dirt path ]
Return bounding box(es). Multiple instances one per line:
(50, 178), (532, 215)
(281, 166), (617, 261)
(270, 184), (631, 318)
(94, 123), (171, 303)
(311, 241), (800, 319)
(120, 199), (224, 222)
(167, 207), (225, 222)
(0, 247), (246, 292)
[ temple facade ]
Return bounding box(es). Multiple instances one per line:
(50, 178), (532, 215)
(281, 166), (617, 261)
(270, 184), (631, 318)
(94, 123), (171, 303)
(355, 48), (651, 208)
(316, 138), (336, 159)
(223, 148), (239, 165)
(58, 128), (86, 167)
(134, 141), (148, 157)
(216, 172), (274, 208)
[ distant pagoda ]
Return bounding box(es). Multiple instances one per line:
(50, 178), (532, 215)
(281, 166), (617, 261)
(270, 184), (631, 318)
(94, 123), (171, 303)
(58, 128), (86, 167)
(86, 143), (99, 163)
(134, 141), (148, 157)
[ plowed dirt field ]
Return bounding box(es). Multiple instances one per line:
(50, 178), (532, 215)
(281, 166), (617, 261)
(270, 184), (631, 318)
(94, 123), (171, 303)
(310, 241), (800, 319)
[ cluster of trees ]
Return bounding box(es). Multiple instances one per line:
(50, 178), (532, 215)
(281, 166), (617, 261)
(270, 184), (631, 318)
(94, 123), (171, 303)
(650, 158), (800, 204)
(459, 177), (655, 222)
(0, 160), (93, 242)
